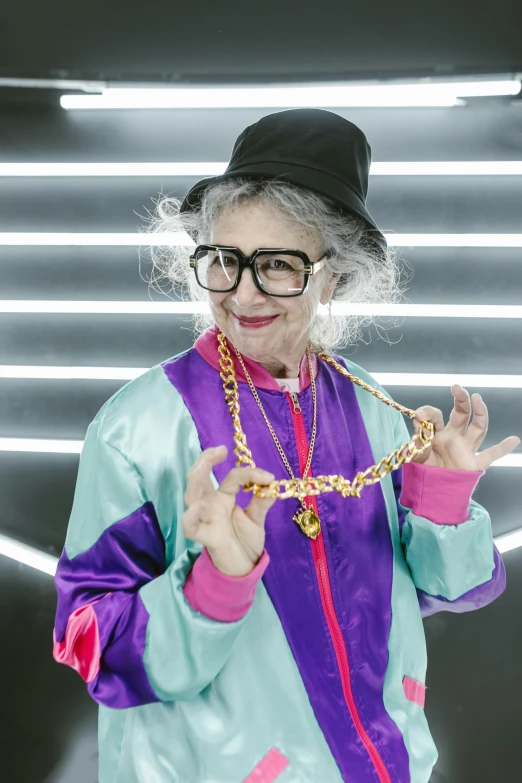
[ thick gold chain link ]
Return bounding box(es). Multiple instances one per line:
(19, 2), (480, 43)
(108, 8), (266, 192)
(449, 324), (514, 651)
(217, 330), (434, 501)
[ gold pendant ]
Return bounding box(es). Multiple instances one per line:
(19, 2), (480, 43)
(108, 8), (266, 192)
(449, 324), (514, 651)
(293, 506), (321, 539)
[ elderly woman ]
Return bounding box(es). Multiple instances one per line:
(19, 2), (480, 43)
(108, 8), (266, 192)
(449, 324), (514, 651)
(52, 109), (515, 783)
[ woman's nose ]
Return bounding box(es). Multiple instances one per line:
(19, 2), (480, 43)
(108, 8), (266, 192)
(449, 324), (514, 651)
(231, 267), (267, 308)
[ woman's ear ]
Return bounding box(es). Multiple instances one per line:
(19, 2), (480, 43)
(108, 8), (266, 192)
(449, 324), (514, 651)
(320, 273), (339, 305)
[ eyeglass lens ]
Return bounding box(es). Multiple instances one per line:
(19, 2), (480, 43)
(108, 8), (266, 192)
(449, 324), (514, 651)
(194, 248), (306, 295)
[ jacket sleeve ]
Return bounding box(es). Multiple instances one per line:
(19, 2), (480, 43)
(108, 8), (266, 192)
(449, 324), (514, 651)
(391, 411), (506, 617)
(53, 414), (269, 709)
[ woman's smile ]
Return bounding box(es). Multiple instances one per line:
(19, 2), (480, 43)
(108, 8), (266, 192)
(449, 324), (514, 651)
(232, 313), (280, 329)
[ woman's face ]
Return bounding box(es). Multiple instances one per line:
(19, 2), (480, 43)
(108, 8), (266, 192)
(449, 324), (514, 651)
(208, 200), (336, 373)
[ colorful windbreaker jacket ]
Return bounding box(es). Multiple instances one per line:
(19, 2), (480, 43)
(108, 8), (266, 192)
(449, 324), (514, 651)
(53, 327), (506, 783)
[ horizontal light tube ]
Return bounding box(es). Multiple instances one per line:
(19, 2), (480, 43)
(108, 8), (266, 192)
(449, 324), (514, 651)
(59, 79), (521, 110)
(0, 365), (150, 380)
(0, 300), (208, 314)
(1, 161), (522, 177)
(0, 437), (520, 466)
(2, 301), (522, 318)
(0, 232), (195, 246)
(0, 534), (58, 576)
(61, 88), (461, 110)
(495, 528), (522, 554)
(388, 234), (522, 247)
(1, 365), (522, 388)
(0, 162), (227, 177)
(1, 233), (521, 248)
(0, 438), (84, 453)
(373, 162), (522, 176)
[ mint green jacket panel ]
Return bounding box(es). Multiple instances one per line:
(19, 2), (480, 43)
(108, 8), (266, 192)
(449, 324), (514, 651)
(99, 581), (345, 783)
(62, 364), (344, 782)
(350, 361), (438, 783)
(60, 366), (260, 703)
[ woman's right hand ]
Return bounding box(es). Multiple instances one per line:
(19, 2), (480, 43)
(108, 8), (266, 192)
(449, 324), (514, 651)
(182, 445), (276, 577)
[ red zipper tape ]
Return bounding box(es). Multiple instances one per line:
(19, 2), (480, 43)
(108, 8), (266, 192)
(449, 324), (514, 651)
(286, 392), (391, 783)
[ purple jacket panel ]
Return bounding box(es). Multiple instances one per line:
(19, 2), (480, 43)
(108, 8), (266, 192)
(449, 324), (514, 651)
(163, 348), (411, 783)
(54, 501), (164, 708)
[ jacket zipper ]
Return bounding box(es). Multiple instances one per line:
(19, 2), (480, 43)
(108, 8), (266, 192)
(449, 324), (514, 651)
(286, 391), (392, 783)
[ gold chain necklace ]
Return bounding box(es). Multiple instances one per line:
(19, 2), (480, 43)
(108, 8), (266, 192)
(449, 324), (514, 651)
(217, 329), (434, 540)
(234, 345), (322, 539)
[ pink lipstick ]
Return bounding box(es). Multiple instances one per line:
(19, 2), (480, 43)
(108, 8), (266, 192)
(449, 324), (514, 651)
(233, 313), (279, 329)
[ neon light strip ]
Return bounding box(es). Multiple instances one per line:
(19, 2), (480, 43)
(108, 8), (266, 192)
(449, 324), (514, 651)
(59, 79), (521, 110)
(1, 365), (522, 387)
(0, 438), (84, 453)
(1, 301), (522, 317)
(0, 534), (58, 576)
(495, 528), (522, 554)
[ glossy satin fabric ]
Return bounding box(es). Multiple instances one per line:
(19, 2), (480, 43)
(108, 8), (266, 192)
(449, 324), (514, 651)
(54, 501), (164, 706)
(165, 347), (412, 782)
(52, 344), (505, 783)
(390, 471), (506, 617)
(53, 602), (101, 682)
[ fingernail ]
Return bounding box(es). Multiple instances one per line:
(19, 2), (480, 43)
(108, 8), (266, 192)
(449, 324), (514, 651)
(416, 408), (427, 416)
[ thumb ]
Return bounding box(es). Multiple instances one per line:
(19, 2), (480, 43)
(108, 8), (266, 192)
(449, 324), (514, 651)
(244, 493), (277, 526)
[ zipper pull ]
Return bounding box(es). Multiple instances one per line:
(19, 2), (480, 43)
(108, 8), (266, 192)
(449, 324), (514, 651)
(289, 392), (302, 414)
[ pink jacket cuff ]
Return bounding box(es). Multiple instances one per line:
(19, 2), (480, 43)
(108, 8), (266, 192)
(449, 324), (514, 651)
(400, 460), (485, 525)
(183, 546), (270, 622)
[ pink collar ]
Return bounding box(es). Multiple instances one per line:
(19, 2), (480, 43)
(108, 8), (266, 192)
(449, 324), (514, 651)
(193, 325), (318, 392)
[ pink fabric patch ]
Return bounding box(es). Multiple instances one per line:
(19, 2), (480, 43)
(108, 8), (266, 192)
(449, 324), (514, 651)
(52, 602), (101, 683)
(400, 459), (484, 525)
(194, 325), (317, 392)
(242, 747), (290, 783)
(402, 675), (426, 708)
(183, 546), (271, 622)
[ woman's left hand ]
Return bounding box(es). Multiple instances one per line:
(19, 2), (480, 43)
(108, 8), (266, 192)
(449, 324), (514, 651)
(411, 384), (521, 472)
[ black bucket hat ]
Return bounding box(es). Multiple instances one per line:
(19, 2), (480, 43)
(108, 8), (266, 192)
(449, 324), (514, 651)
(179, 107), (387, 258)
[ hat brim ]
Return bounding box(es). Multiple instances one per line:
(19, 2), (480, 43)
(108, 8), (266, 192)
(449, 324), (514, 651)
(179, 161), (388, 255)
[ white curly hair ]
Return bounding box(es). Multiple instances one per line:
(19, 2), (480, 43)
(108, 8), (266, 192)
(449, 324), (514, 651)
(141, 177), (412, 353)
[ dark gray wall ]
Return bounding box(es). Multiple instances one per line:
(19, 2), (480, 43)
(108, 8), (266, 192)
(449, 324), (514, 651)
(1, 0), (521, 80)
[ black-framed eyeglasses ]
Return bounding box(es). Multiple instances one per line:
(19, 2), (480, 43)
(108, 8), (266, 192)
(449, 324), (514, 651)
(189, 245), (331, 298)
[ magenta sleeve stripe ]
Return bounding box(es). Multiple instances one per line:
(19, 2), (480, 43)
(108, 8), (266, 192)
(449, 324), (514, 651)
(53, 602), (101, 682)
(400, 460), (485, 525)
(241, 747), (290, 783)
(393, 462), (484, 534)
(392, 456), (506, 617)
(53, 501), (166, 708)
(183, 546), (271, 621)
(402, 676), (426, 709)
